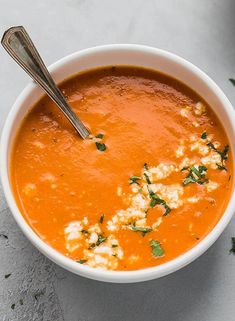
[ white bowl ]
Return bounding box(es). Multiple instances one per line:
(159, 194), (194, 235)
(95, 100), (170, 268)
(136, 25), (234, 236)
(1, 45), (235, 283)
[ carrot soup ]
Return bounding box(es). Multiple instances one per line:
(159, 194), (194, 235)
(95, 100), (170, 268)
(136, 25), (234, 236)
(11, 66), (233, 270)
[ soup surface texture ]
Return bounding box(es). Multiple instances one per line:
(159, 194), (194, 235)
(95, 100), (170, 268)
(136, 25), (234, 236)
(11, 66), (233, 271)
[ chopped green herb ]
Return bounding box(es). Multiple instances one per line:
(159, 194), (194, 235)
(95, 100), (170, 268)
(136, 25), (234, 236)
(0, 234), (8, 239)
(77, 259), (87, 264)
(130, 225), (152, 236)
(144, 163), (149, 170)
(201, 132), (207, 139)
(96, 142), (106, 152)
(81, 229), (89, 235)
(144, 173), (151, 184)
(148, 188), (171, 216)
(11, 303), (15, 310)
(96, 235), (107, 246)
(150, 240), (164, 257)
(99, 214), (105, 224)
(19, 299), (23, 306)
(4, 273), (11, 279)
(230, 237), (235, 254)
(207, 142), (229, 170)
(89, 235), (107, 249)
(112, 254), (117, 257)
(182, 165), (208, 186)
(129, 176), (141, 185)
(112, 244), (118, 248)
(229, 78), (235, 86)
(180, 166), (189, 172)
(95, 133), (104, 139)
(216, 163), (227, 171)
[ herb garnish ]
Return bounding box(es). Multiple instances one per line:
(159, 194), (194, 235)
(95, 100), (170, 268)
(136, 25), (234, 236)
(77, 259), (87, 264)
(207, 142), (229, 170)
(96, 235), (107, 246)
(216, 163), (227, 171)
(150, 240), (164, 257)
(95, 133), (104, 139)
(229, 78), (235, 86)
(81, 229), (89, 235)
(11, 303), (15, 310)
(99, 214), (105, 224)
(130, 225), (152, 236)
(230, 237), (235, 254)
(201, 132), (207, 139)
(96, 142), (107, 152)
(129, 176), (141, 185)
(0, 234), (8, 239)
(144, 163), (149, 170)
(89, 234), (107, 249)
(4, 273), (11, 279)
(148, 188), (171, 216)
(112, 244), (118, 248)
(182, 165), (208, 186)
(144, 173), (151, 184)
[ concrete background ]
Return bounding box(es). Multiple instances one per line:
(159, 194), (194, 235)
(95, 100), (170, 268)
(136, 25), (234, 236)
(0, 0), (235, 320)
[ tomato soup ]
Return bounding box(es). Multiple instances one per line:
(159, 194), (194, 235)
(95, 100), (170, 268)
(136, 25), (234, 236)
(11, 66), (233, 270)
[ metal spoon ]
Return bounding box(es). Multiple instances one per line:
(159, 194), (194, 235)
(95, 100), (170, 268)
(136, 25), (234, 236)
(1, 26), (90, 139)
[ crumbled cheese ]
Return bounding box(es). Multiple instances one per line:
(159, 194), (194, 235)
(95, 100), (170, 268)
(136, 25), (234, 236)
(194, 102), (206, 116)
(151, 183), (184, 209)
(144, 163), (175, 181)
(206, 181), (219, 192)
(64, 221), (83, 240)
(190, 141), (210, 156)
(180, 106), (192, 118)
(152, 217), (163, 230)
(187, 196), (200, 204)
(201, 151), (221, 169)
(176, 145), (185, 158)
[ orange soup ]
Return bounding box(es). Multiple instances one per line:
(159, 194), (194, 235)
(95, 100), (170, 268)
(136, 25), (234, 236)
(11, 66), (233, 270)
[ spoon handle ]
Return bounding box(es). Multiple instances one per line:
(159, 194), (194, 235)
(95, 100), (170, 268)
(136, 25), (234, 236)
(1, 26), (90, 139)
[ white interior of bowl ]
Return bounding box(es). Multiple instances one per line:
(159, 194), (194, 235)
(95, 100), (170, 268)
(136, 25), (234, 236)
(1, 44), (235, 283)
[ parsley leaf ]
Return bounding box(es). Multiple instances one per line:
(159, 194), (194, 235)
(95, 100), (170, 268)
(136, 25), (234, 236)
(96, 235), (107, 246)
(99, 214), (105, 224)
(95, 133), (104, 139)
(4, 273), (11, 279)
(216, 163), (227, 171)
(207, 142), (229, 170)
(201, 132), (207, 139)
(77, 259), (87, 264)
(129, 176), (141, 185)
(229, 78), (235, 86)
(144, 173), (151, 184)
(130, 225), (152, 236)
(96, 142), (106, 152)
(230, 237), (235, 254)
(112, 244), (118, 248)
(148, 188), (171, 216)
(182, 165), (208, 186)
(144, 163), (149, 170)
(150, 240), (164, 257)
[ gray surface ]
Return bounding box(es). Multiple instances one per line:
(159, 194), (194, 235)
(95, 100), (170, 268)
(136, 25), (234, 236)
(0, 0), (235, 320)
